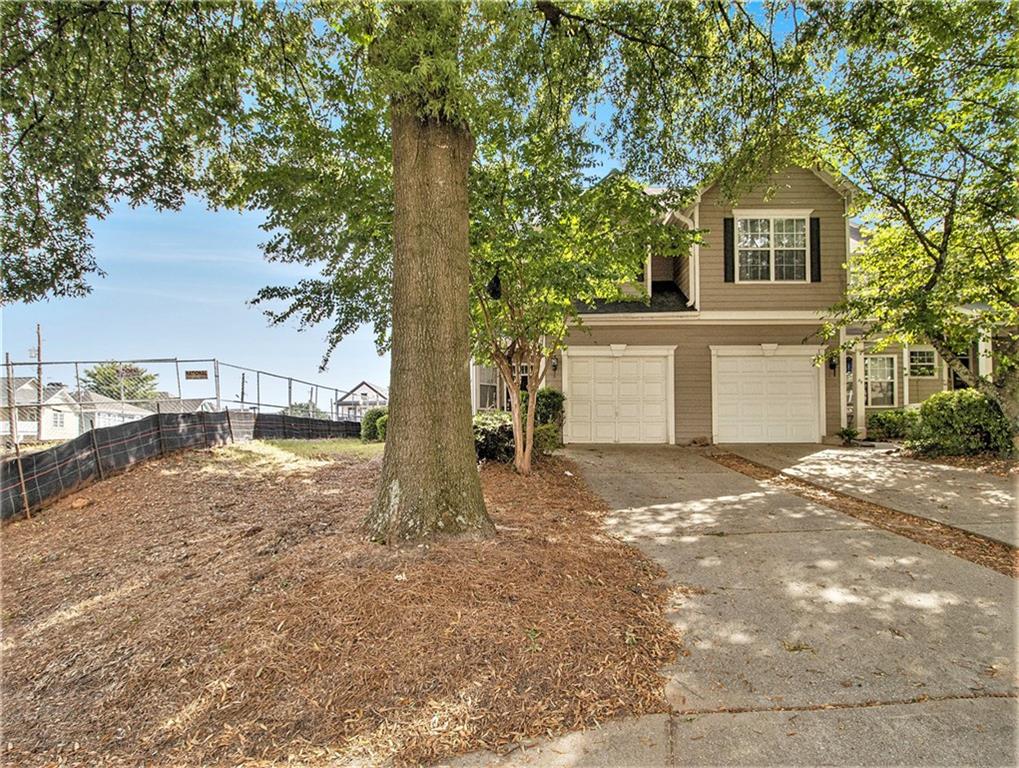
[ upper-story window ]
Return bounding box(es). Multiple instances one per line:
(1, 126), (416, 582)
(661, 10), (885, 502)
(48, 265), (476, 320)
(735, 215), (809, 282)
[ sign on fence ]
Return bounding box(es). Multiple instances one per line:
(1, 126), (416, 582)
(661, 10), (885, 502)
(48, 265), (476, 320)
(184, 370), (209, 380)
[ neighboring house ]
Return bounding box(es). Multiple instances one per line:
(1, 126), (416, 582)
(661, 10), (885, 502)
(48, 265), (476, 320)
(72, 390), (154, 430)
(470, 165), (979, 445)
(337, 381), (388, 421)
(140, 392), (218, 414)
(0, 377), (80, 442)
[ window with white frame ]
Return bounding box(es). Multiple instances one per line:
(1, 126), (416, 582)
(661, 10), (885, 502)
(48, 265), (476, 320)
(908, 349), (937, 377)
(864, 355), (896, 407)
(52, 411), (64, 428)
(736, 216), (809, 282)
(478, 366), (498, 410)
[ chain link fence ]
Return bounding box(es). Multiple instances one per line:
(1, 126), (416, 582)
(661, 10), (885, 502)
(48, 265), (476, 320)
(1, 356), (361, 454)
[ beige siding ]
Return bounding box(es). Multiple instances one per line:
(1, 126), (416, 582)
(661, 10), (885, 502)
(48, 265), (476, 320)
(697, 167), (848, 311)
(675, 253), (690, 296)
(650, 255), (673, 281)
(557, 323), (840, 443)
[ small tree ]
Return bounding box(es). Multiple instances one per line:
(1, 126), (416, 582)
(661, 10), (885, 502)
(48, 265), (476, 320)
(82, 362), (158, 402)
(281, 402), (326, 419)
(471, 150), (690, 474)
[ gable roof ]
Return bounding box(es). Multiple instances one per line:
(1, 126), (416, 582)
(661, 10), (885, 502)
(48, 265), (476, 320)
(337, 380), (389, 405)
(0, 378), (72, 407)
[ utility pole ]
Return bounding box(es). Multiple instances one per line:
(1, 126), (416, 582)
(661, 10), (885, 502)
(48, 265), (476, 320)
(240, 372), (246, 406)
(35, 324), (43, 441)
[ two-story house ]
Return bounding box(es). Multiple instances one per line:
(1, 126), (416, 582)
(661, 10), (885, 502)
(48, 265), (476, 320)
(470, 165), (986, 445)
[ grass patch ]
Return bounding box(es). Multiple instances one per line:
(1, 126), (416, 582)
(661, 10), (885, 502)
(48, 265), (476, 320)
(262, 438), (384, 459)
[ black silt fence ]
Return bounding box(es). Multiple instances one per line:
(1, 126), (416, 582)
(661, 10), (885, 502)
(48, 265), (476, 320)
(1, 413), (361, 521)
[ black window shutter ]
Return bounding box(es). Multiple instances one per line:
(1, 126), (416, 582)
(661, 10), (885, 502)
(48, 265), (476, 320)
(810, 217), (821, 282)
(723, 217), (735, 283)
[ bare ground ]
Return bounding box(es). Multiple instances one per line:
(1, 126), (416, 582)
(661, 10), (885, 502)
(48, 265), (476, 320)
(1, 441), (679, 767)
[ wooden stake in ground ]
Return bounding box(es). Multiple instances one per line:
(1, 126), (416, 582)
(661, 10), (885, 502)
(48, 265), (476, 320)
(13, 440), (31, 519)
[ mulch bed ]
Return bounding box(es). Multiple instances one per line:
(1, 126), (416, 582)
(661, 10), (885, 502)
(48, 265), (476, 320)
(709, 452), (1018, 578)
(1, 443), (679, 767)
(901, 451), (1019, 478)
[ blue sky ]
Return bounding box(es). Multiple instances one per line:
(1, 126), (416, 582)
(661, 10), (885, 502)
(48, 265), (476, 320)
(1, 199), (390, 396)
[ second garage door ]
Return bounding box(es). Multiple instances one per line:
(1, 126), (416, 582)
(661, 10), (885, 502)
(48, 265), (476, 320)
(712, 346), (825, 443)
(564, 348), (673, 444)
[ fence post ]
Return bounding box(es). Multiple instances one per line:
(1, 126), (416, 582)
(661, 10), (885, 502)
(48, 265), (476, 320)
(13, 441), (31, 519)
(214, 359), (221, 411)
(226, 409), (235, 443)
(200, 410), (210, 448)
(90, 428), (105, 480)
(156, 404), (166, 456)
(5, 354), (18, 447)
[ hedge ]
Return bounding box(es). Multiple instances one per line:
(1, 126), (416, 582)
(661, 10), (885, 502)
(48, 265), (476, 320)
(906, 390), (1013, 457)
(866, 408), (920, 441)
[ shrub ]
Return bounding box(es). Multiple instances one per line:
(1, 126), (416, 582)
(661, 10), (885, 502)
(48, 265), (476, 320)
(837, 426), (859, 446)
(907, 390), (1013, 457)
(473, 411), (514, 462)
(375, 413), (389, 442)
(866, 409), (920, 441)
(534, 388), (566, 425)
(360, 406), (388, 442)
(533, 422), (561, 456)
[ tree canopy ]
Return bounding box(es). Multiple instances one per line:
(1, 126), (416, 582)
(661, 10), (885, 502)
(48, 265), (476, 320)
(82, 362), (158, 402)
(802, 1), (1019, 442)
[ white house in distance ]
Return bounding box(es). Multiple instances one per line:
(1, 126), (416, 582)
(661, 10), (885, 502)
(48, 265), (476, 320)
(1, 377), (80, 442)
(73, 390), (154, 430)
(336, 381), (388, 421)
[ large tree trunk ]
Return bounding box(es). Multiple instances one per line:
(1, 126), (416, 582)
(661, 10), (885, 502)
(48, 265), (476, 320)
(364, 106), (493, 543)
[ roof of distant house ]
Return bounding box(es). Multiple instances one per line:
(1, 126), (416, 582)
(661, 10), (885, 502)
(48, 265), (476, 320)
(0, 378), (72, 407)
(337, 381), (389, 405)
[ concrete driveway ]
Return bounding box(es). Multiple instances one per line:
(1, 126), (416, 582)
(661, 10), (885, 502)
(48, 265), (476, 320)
(453, 445), (1017, 767)
(722, 443), (1018, 546)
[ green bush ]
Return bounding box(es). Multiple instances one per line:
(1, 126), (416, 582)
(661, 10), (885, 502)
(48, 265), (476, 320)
(907, 390), (1013, 457)
(533, 422), (561, 456)
(375, 413), (389, 442)
(519, 388), (567, 428)
(360, 406), (388, 442)
(866, 409), (920, 441)
(473, 411), (514, 462)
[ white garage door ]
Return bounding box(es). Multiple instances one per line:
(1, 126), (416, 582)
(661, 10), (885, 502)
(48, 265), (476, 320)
(713, 348), (824, 443)
(565, 351), (671, 444)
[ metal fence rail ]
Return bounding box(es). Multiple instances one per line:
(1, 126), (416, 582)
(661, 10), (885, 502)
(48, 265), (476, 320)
(0, 412), (360, 521)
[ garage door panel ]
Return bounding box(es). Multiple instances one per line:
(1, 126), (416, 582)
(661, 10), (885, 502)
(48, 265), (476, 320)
(715, 350), (822, 444)
(565, 352), (670, 444)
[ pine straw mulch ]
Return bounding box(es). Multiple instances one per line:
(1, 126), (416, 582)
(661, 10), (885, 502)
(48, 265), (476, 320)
(1, 442), (680, 767)
(901, 451), (1019, 478)
(709, 452), (1018, 578)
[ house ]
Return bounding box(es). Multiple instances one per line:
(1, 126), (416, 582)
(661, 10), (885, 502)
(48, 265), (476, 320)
(470, 165), (977, 444)
(73, 390), (155, 430)
(1, 377), (80, 442)
(140, 394), (218, 414)
(337, 381), (388, 421)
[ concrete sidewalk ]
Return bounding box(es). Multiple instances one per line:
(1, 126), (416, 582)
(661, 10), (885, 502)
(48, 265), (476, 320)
(721, 443), (1018, 546)
(451, 445), (1017, 767)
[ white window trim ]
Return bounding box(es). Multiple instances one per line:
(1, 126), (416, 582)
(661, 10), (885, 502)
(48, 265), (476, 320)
(907, 348), (938, 379)
(709, 344), (827, 444)
(561, 345), (676, 444)
(732, 209), (814, 285)
(864, 354), (898, 408)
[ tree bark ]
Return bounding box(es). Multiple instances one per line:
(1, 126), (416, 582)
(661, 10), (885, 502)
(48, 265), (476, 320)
(364, 106), (493, 543)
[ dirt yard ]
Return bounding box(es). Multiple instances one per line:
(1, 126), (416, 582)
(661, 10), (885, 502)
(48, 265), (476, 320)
(1, 441), (679, 767)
